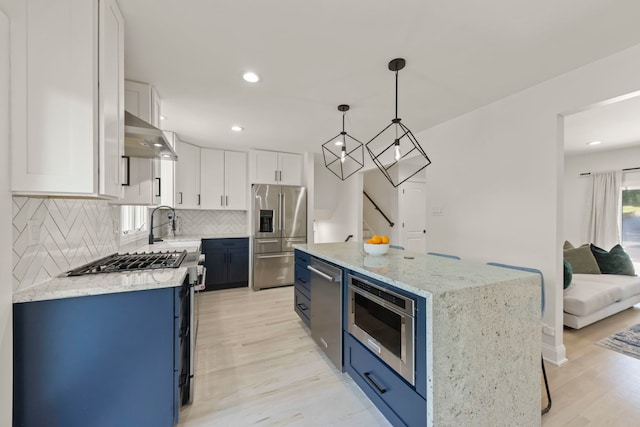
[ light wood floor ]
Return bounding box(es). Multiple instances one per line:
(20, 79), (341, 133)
(179, 286), (640, 427)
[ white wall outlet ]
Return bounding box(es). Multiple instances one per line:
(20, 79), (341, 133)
(542, 324), (555, 336)
(431, 207), (444, 216)
(27, 220), (41, 246)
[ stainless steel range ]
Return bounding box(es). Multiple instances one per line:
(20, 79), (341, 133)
(66, 251), (187, 276)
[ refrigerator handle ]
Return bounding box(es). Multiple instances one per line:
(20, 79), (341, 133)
(278, 193), (282, 231)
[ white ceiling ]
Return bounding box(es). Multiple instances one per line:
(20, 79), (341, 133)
(564, 93), (640, 156)
(119, 0), (640, 155)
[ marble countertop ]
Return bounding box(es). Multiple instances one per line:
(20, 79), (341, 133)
(294, 242), (539, 298)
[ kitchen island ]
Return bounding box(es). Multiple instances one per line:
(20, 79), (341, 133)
(294, 242), (541, 427)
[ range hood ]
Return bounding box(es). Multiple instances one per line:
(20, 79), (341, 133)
(124, 111), (178, 161)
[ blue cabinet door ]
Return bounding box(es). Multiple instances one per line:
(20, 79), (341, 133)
(13, 288), (178, 427)
(202, 238), (249, 290)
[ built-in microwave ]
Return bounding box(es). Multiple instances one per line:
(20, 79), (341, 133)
(347, 274), (416, 385)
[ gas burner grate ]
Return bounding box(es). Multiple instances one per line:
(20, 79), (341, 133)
(66, 251), (188, 276)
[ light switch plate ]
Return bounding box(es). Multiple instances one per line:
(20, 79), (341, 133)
(27, 220), (40, 246)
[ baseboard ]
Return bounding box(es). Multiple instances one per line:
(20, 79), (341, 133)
(542, 342), (567, 366)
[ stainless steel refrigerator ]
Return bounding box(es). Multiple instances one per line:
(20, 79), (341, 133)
(252, 184), (307, 290)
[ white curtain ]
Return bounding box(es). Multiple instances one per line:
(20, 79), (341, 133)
(585, 171), (622, 249)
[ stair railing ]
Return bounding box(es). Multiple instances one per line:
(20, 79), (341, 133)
(363, 191), (394, 227)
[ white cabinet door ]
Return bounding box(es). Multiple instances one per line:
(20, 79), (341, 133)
(250, 150), (302, 186)
(200, 148), (225, 210)
(175, 140), (201, 209)
(10, 0), (124, 198)
(225, 151), (247, 210)
(200, 149), (247, 210)
(119, 157), (154, 205)
(121, 80), (157, 205)
(253, 150), (279, 184)
(277, 152), (302, 186)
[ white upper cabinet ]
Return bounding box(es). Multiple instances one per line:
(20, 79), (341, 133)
(250, 150), (302, 186)
(9, 0), (124, 198)
(201, 149), (247, 210)
(118, 80), (163, 205)
(174, 140), (201, 209)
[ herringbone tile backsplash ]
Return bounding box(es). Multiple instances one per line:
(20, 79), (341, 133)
(12, 197), (120, 290)
(13, 197), (249, 290)
(154, 209), (247, 237)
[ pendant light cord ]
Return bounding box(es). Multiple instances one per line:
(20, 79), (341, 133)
(395, 70), (399, 120)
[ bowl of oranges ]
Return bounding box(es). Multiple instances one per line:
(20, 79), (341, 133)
(363, 235), (390, 256)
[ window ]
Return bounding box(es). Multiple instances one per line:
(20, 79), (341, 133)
(621, 188), (640, 263)
(121, 206), (147, 235)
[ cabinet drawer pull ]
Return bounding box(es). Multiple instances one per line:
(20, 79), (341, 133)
(226, 195), (229, 206)
(297, 277), (307, 284)
(197, 194), (201, 205)
(296, 302), (308, 311)
(275, 170), (278, 181)
(364, 372), (387, 394)
(155, 177), (161, 197)
(178, 192), (183, 204)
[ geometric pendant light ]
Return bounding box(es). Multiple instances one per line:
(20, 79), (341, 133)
(365, 58), (432, 187)
(321, 104), (365, 181)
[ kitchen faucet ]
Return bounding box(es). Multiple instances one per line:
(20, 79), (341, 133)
(149, 205), (176, 244)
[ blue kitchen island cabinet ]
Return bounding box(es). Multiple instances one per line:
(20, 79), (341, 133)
(13, 282), (189, 427)
(294, 242), (541, 427)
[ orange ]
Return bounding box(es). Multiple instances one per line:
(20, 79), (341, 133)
(366, 239), (374, 244)
(381, 235), (389, 244)
(370, 235), (382, 244)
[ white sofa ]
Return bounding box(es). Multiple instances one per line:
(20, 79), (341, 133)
(563, 272), (640, 329)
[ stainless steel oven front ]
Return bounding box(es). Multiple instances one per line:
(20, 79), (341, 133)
(347, 274), (415, 385)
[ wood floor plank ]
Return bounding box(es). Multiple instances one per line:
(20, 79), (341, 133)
(179, 287), (391, 427)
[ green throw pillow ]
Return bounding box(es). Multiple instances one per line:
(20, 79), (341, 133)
(563, 259), (573, 289)
(563, 245), (601, 274)
(563, 240), (575, 250)
(590, 244), (636, 276)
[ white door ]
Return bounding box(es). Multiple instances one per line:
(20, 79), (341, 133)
(399, 181), (426, 252)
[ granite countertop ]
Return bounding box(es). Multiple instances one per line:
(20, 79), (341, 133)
(294, 242), (539, 297)
(13, 267), (190, 304)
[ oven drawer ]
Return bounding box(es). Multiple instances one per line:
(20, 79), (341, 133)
(294, 288), (311, 327)
(345, 332), (426, 427)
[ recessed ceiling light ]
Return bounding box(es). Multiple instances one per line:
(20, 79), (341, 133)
(162, 154), (171, 158)
(231, 125), (244, 132)
(587, 140), (602, 146)
(153, 143), (163, 147)
(160, 115), (167, 120)
(242, 72), (260, 83)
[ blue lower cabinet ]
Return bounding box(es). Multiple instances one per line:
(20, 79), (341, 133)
(294, 288), (311, 327)
(344, 332), (426, 427)
(293, 250), (311, 325)
(13, 286), (185, 427)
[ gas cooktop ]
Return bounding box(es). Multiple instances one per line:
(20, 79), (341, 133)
(66, 251), (188, 276)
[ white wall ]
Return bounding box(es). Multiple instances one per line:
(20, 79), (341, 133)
(407, 43), (640, 365)
(314, 154), (362, 243)
(564, 145), (640, 245)
(0, 8), (12, 426)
